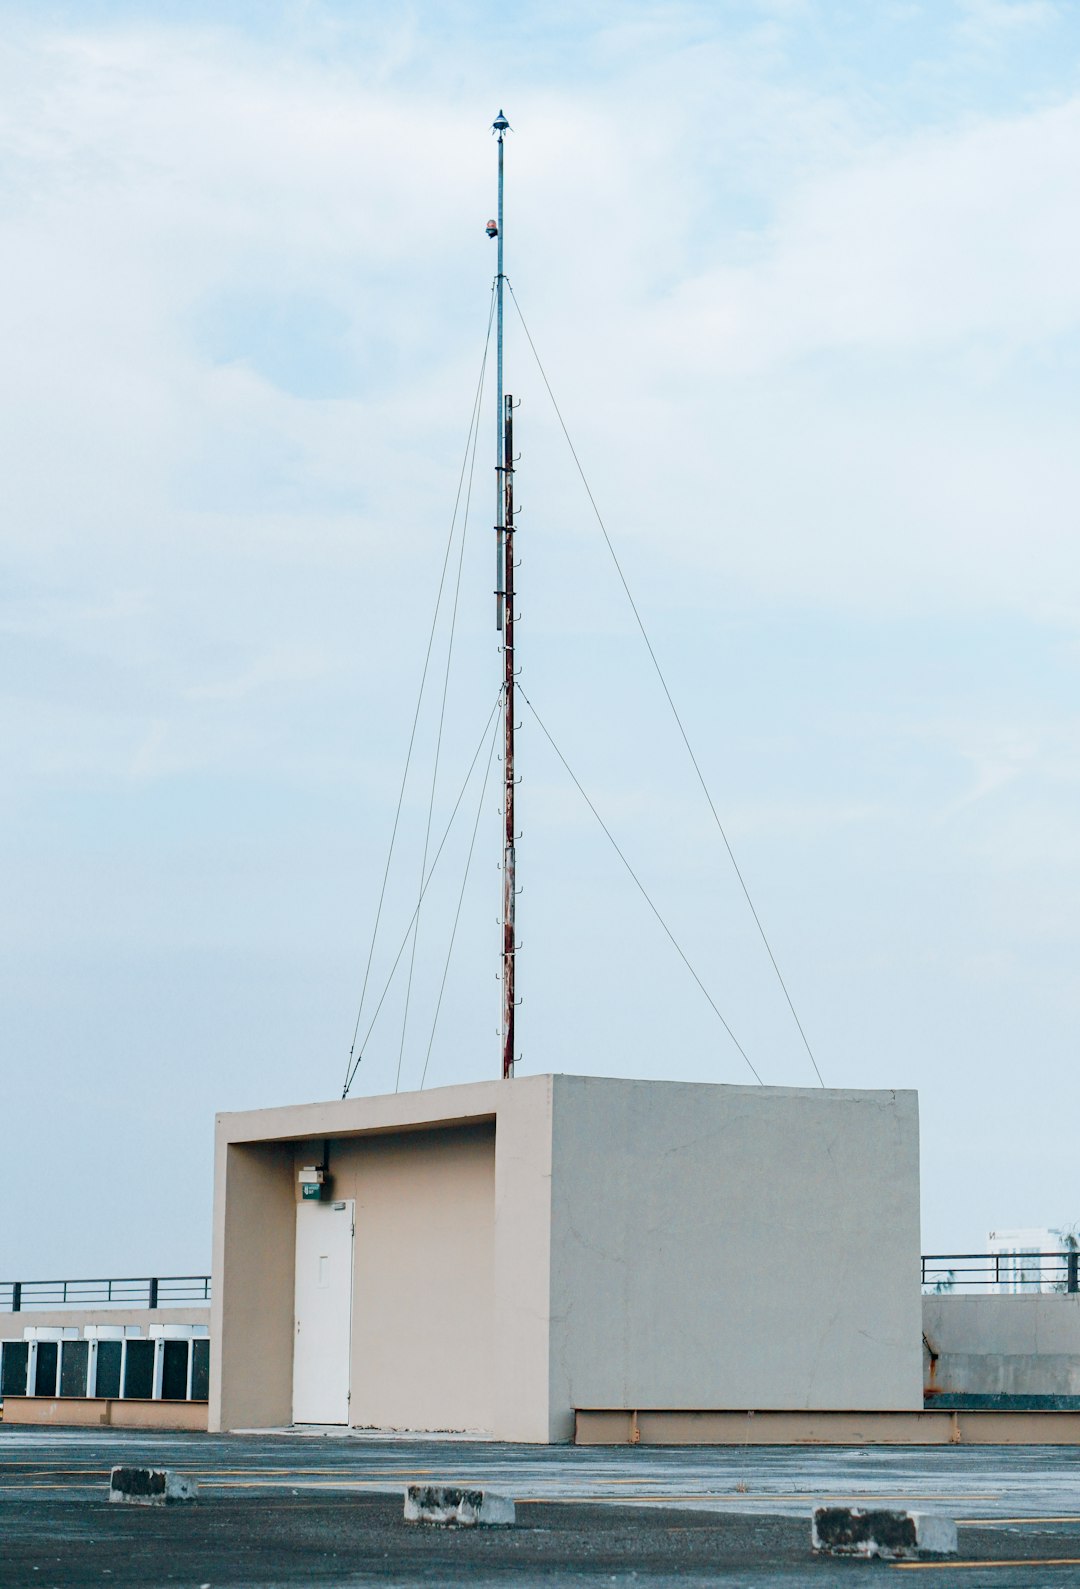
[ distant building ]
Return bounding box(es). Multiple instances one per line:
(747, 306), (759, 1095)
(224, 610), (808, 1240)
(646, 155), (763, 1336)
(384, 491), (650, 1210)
(988, 1228), (1060, 1293)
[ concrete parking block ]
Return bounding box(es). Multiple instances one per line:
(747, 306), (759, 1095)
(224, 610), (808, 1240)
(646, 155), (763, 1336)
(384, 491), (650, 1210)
(812, 1505), (957, 1559)
(109, 1466), (198, 1506)
(403, 1483), (515, 1526)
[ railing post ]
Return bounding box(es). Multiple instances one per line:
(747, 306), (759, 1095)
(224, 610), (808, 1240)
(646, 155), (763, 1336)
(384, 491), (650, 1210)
(149, 1277), (159, 1310)
(12, 1281), (21, 1313)
(1068, 1252), (1078, 1295)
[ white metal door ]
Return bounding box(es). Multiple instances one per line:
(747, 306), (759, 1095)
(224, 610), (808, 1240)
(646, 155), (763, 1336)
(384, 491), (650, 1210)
(292, 1198), (354, 1425)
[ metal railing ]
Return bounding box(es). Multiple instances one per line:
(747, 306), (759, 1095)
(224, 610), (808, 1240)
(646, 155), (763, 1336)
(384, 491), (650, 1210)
(922, 1252), (1080, 1294)
(0, 1276), (211, 1312)
(7, 1256), (1077, 1309)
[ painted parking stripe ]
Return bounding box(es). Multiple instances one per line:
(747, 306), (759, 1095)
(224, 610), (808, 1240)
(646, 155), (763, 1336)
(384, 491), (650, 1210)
(893, 1560), (1080, 1571)
(956, 1517), (1080, 1525)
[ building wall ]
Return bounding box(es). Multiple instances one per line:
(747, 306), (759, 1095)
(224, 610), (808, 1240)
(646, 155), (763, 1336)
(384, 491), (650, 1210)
(210, 1139), (296, 1430)
(923, 1294), (1080, 1399)
(317, 1123), (497, 1433)
(492, 1074), (554, 1441)
(547, 1076), (923, 1439)
(0, 1308), (209, 1341)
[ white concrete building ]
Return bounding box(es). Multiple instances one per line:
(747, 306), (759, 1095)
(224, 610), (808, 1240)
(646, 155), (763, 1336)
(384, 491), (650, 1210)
(209, 1073), (922, 1441)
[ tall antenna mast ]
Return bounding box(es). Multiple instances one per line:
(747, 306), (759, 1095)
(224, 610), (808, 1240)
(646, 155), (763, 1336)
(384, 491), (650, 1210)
(489, 108), (516, 1081)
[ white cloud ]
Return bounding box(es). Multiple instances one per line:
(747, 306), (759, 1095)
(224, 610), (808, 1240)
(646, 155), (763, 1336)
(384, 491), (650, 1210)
(182, 646), (331, 704)
(4, 12), (1076, 635)
(956, 0), (1062, 45)
(659, 97), (1080, 366)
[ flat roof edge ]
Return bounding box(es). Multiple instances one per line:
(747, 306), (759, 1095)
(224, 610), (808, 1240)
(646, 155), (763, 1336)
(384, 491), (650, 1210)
(215, 1073), (916, 1145)
(214, 1073), (558, 1143)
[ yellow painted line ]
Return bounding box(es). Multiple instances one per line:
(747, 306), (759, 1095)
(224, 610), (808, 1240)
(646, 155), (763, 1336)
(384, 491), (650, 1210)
(199, 1474), (431, 1484)
(770, 1494), (1004, 1502)
(0, 1474), (92, 1487)
(956, 1517), (1080, 1526)
(0, 1466), (437, 1484)
(520, 1492), (990, 1502)
(196, 1469), (434, 1479)
(172, 1467), (435, 1477)
(513, 1493), (1016, 1511)
(2, 1466), (434, 1478)
(518, 1495), (754, 1506)
(0, 1475), (424, 1492)
(0, 1474), (385, 1487)
(199, 1479), (393, 1490)
(0, 1470), (139, 1479)
(604, 1477), (681, 1485)
(590, 1492), (1005, 1503)
(893, 1560), (1080, 1571)
(536, 1487), (1010, 1500)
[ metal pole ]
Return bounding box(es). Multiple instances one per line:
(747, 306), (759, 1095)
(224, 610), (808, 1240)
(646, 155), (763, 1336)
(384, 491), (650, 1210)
(491, 110), (515, 1080)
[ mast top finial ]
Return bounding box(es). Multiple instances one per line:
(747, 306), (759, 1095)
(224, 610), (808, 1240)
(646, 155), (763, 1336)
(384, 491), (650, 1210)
(492, 109), (510, 134)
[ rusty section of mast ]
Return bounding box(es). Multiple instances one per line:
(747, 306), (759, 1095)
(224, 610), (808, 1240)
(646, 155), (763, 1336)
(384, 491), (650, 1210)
(501, 393), (516, 1080)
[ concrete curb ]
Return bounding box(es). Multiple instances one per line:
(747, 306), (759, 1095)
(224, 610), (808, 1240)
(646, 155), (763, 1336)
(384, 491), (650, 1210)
(403, 1484), (515, 1527)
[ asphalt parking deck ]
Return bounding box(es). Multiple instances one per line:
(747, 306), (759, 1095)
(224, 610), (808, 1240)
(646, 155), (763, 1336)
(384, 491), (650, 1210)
(4, 1427), (1080, 1586)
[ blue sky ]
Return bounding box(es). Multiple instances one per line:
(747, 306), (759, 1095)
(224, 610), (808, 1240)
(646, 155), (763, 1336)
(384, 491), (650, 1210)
(3, 0), (1080, 1273)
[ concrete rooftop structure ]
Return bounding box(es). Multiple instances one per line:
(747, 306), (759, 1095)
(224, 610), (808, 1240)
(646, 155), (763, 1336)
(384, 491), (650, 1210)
(210, 1073), (922, 1441)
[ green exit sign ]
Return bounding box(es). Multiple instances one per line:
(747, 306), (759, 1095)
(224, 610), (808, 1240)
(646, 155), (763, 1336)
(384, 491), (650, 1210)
(301, 1182), (323, 1201)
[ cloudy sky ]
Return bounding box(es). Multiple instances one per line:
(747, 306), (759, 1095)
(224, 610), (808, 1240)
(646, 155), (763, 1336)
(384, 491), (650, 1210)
(3, 0), (1080, 1275)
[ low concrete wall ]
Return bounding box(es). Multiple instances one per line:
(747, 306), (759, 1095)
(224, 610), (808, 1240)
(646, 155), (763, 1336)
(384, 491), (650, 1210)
(576, 1407), (1080, 1445)
(923, 1294), (1080, 1401)
(1, 1397), (207, 1431)
(0, 1309), (209, 1340)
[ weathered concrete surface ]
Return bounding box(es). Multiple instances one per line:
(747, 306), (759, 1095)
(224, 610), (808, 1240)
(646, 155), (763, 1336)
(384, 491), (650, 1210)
(404, 1484), (515, 1526)
(4, 1433), (1080, 1587)
(109, 1465), (198, 1504)
(924, 1294), (1080, 1401)
(0, 1488), (947, 1587)
(9, 1427), (1080, 1520)
(812, 1506), (956, 1559)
